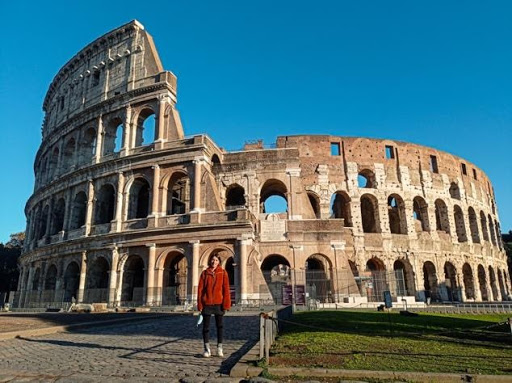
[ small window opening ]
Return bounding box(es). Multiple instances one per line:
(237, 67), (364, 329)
(92, 71), (100, 87)
(59, 97), (64, 111)
(385, 145), (394, 159)
(461, 163), (467, 175)
(472, 168), (477, 180)
(330, 143), (341, 156)
(430, 155), (438, 173)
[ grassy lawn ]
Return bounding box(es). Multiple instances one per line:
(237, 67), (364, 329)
(270, 310), (512, 375)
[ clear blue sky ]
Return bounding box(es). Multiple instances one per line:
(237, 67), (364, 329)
(0, 1), (511, 243)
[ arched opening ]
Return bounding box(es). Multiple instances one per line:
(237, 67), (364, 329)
(128, 178), (151, 219)
(94, 184), (116, 225)
(260, 179), (288, 214)
(488, 215), (497, 246)
(121, 255), (145, 304)
(49, 147), (60, 179)
(480, 211), (489, 241)
(423, 261), (439, 302)
(462, 263), (475, 300)
(365, 257), (387, 302)
(360, 194), (379, 233)
(497, 269), (506, 301)
(412, 196), (429, 232)
(488, 266), (498, 301)
(449, 182), (461, 200)
(225, 257), (235, 293)
(443, 262), (459, 302)
(62, 138), (76, 172)
(477, 265), (489, 301)
(51, 198), (66, 235)
(162, 252), (188, 305)
(85, 256), (109, 303)
(435, 199), (450, 234)
(330, 192), (352, 226)
(63, 262), (80, 302)
(167, 172), (190, 215)
(388, 194), (407, 234)
(453, 205), (467, 242)
(136, 109), (156, 147)
(69, 192), (87, 230)
(42, 264), (58, 303)
(358, 169), (376, 188)
(261, 254), (291, 304)
(226, 184), (246, 210)
(80, 127), (96, 164)
(102, 118), (124, 155)
(393, 259), (414, 296)
(38, 205), (49, 240)
(495, 221), (502, 249)
(468, 207), (480, 243)
(32, 268), (41, 291)
(305, 255), (332, 303)
(308, 192), (321, 219)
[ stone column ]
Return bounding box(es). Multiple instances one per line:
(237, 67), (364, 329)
(17, 267), (27, 308)
(331, 241), (346, 302)
(122, 106), (132, 155)
(44, 199), (54, 239)
(108, 246), (119, 307)
(24, 266), (35, 308)
(473, 264), (482, 301)
(146, 243), (156, 306)
(84, 179), (95, 236)
(94, 116), (104, 163)
(149, 165), (161, 228)
(190, 240), (200, 305)
(77, 251), (87, 303)
(290, 245), (303, 307)
(191, 158), (203, 213)
(113, 172), (125, 232)
(62, 188), (73, 234)
(286, 168), (302, 220)
(155, 95), (168, 148)
(238, 238), (251, 303)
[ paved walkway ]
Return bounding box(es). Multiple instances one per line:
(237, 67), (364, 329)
(0, 313), (260, 382)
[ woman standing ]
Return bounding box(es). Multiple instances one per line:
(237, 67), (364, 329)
(197, 254), (231, 357)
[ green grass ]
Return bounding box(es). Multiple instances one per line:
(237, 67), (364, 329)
(270, 310), (512, 375)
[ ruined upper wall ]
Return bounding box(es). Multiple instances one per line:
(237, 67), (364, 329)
(41, 20), (171, 139)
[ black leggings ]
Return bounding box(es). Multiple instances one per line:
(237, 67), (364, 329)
(202, 314), (223, 344)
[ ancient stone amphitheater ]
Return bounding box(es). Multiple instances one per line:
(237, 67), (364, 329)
(16, 21), (510, 309)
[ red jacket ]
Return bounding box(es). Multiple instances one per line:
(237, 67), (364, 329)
(197, 266), (231, 311)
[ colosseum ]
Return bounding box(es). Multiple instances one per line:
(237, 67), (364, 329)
(16, 20), (511, 310)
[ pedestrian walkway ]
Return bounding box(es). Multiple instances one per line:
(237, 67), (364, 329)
(0, 313), (260, 382)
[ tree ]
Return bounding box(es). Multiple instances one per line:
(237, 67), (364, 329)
(0, 232), (24, 294)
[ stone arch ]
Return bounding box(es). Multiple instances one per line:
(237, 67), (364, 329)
(261, 254), (291, 304)
(423, 261), (439, 302)
(494, 220), (502, 249)
(69, 191), (87, 230)
(387, 194), (407, 234)
(86, 256), (110, 291)
(127, 177), (151, 219)
(477, 264), (489, 301)
(63, 261), (80, 302)
(435, 199), (450, 234)
(468, 207), (480, 243)
(166, 171), (190, 215)
(443, 262), (459, 302)
(462, 263), (475, 300)
(488, 266), (498, 301)
(226, 184), (246, 209)
(412, 196), (429, 232)
(80, 127), (96, 164)
(497, 269), (506, 301)
(102, 117), (124, 155)
(453, 205), (467, 242)
(48, 147), (60, 180)
(162, 251), (188, 305)
(62, 137), (76, 172)
(51, 198), (66, 235)
(307, 191), (321, 219)
(38, 204), (50, 240)
(488, 215), (497, 246)
(200, 246), (235, 268)
(32, 268), (41, 291)
(121, 255), (145, 304)
(358, 169), (376, 188)
(330, 191), (352, 226)
(94, 183), (116, 224)
(260, 179), (288, 214)
(480, 211), (489, 241)
(305, 254), (333, 302)
(365, 257), (387, 302)
(134, 107), (156, 147)
(360, 194), (380, 233)
(43, 264), (58, 302)
(211, 154), (221, 166)
(449, 182), (461, 200)
(393, 259), (414, 296)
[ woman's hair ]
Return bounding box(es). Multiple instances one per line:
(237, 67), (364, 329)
(209, 254), (221, 263)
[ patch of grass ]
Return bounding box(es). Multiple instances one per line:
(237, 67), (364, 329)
(270, 310), (512, 375)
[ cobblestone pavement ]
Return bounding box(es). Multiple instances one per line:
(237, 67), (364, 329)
(0, 313), (260, 382)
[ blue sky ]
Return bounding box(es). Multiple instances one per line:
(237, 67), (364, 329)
(0, 1), (511, 243)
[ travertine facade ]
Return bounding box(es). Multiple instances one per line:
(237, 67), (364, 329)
(17, 21), (510, 309)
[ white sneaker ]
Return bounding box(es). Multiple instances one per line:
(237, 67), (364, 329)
(217, 345), (224, 357)
(203, 349), (211, 358)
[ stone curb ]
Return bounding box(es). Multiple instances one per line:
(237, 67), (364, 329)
(0, 313), (170, 341)
(267, 367), (512, 383)
(230, 343), (263, 378)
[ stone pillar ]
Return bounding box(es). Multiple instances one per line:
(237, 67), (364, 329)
(24, 266), (35, 308)
(77, 251), (87, 303)
(191, 158), (203, 213)
(331, 241), (347, 302)
(146, 243), (156, 306)
(84, 179), (95, 236)
(238, 238), (251, 303)
(95, 116), (104, 163)
(286, 168), (302, 220)
(62, 188), (73, 234)
(290, 245), (303, 306)
(108, 246), (119, 307)
(44, 199), (54, 239)
(17, 267), (27, 308)
(113, 172), (125, 232)
(122, 106), (132, 155)
(155, 95), (168, 148)
(149, 165), (161, 228)
(473, 264), (482, 302)
(190, 240), (200, 305)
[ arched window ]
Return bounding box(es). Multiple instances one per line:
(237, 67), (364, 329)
(308, 192), (321, 219)
(44, 264), (58, 291)
(477, 264), (489, 301)
(70, 192), (87, 230)
(434, 199), (450, 234)
(468, 207), (480, 243)
(39, 205), (49, 239)
(226, 184), (246, 210)
(453, 205), (467, 242)
(488, 214), (497, 246)
(449, 182), (461, 200)
(480, 211), (489, 241)
(388, 194), (407, 234)
(412, 196), (429, 232)
(423, 261), (438, 301)
(128, 178), (151, 219)
(102, 118), (124, 155)
(167, 172), (190, 215)
(49, 147), (60, 179)
(260, 179), (288, 214)
(62, 138), (76, 172)
(51, 198), (66, 235)
(63, 262), (80, 302)
(462, 263), (475, 300)
(94, 184), (116, 224)
(360, 194), (379, 233)
(358, 169), (376, 188)
(80, 127), (97, 164)
(121, 255), (145, 303)
(330, 191), (352, 226)
(135, 109), (156, 147)
(444, 262), (459, 301)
